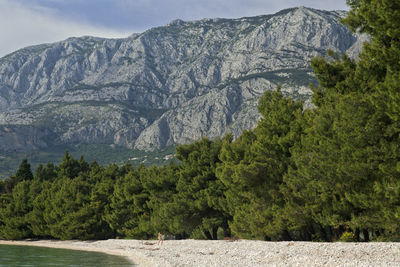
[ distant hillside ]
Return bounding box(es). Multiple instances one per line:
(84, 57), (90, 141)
(0, 7), (366, 157)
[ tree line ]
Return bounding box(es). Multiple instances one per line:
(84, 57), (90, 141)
(1, 0), (400, 241)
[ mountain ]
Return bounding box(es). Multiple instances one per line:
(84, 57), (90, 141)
(0, 7), (367, 153)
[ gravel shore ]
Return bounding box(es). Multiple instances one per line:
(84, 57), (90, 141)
(1, 239), (399, 266)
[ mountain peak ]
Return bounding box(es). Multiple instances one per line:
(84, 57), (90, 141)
(167, 19), (185, 26)
(0, 8), (364, 152)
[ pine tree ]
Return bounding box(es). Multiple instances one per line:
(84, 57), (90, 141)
(162, 138), (228, 239)
(217, 89), (304, 240)
(283, 0), (400, 241)
(343, 0), (400, 239)
(15, 159), (33, 181)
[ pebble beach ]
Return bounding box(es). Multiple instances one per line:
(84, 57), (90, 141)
(1, 239), (399, 266)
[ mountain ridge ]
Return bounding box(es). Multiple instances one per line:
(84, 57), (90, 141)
(0, 7), (367, 152)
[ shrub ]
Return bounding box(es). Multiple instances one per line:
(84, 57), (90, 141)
(217, 227), (225, 240)
(339, 232), (356, 242)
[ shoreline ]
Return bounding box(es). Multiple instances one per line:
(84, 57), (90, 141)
(0, 240), (155, 266)
(1, 239), (400, 266)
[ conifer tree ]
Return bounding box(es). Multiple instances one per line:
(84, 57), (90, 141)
(343, 0), (400, 239)
(162, 138), (228, 239)
(284, 0), (400, 241)
(15, 159), (33, 182)
(0, 181), (33, 239)
(105, 167), (151, 238)
(217, 89), (304, 240)
(4, 159), (34, 193)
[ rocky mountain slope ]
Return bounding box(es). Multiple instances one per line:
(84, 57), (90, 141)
(0, 7), (367, 152)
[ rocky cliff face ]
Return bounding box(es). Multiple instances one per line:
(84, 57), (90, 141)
(0, 7), (366, 152)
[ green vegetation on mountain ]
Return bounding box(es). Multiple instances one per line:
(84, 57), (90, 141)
(1, 0), (400, 242)
(0, 144), (175, 179)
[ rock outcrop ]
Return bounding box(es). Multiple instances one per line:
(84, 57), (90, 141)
(0, 7), (366, 151)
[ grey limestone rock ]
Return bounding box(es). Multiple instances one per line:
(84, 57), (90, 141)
(0, 7), (367, 152)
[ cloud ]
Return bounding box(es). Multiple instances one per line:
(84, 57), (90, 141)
(0, 0), (132, 57)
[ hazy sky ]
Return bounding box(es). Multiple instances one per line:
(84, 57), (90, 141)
(0, 0), (349, 57)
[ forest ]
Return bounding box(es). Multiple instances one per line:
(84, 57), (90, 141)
(1, 0), (400, 242)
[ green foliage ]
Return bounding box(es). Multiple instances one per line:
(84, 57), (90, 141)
(343, 0), (400, 42)
(1, 0), (400, 242)
(161, 138), (230, 239)
(189, 227), (208, 240)
(0, 181), (33, 239)
(217, 227), (225, 240)
(105, 168), (150, 239)
(0, 144), (176, 180)
(282, 0), (400, 241)
(339, 232), (357, 242)
(15, 159), (33, 182)
(217, 89), (304, 240)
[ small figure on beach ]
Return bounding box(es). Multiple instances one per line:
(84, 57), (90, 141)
(158, 231), (163, 245)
